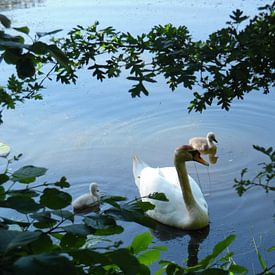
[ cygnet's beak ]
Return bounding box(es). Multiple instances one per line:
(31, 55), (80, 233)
(213, 137), (218, 143)
(194, 154), (209, 166)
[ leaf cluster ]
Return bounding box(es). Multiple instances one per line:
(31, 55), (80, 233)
(0, 151), (170, 274)
(0, 15), (74, 123)
(56, 3), (274, 112)
(0, 3), (274, 124)
(0, 144), (274, 274)
(234, 145), (275, 196)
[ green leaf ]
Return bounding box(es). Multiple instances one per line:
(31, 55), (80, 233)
(268, 246), (275, 252)
(0, 229), (41, 252)
(14, 253), (77, 275)
(29, 234), (53, 253)
(13, 26), (30, 35)
(4, 196), (42, 214)
(1, 217), (31, 228)
(54, 176), (70, 188)
(0, 174), (9, 184)
(48, 44), (70, 70)
(30, 41), (49, 55)
(62, 224), (94, 236)
(52, 209), (74, 222)
(0, 186), (5, 200)
(69, 249), (109, 265)
(0, 14), (11, 28)
(196, 268), (229, 274)
(40, 188), (71, 210)
(0, 142), (10, 157)
(130, 232), (153, 254)
(84, 215), (124, 236)
(106, 248), (148, 275)
(36, 29), (63, 38)
(253, 237), (267, 270)
(60, 233), (86, 249)
(0, 40), (28, 49)
(7, 189), (38, 198)
(101, 195), (126, 208)
(148, 192), (169, 201)
(138, 249), (160, 265)
(199, 235), (236, 268)
(16, 54), (36, 79)
(12, 165), (47, 183)
(31, 212), (57, 229)
(229, 264), (248, 273)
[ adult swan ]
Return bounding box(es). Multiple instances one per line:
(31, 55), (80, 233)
(133, 145), (209, 230)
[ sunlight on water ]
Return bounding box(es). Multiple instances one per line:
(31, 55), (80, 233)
(1, 0), (274, 271)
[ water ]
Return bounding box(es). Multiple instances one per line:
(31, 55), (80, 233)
(1, 0), (274, 272)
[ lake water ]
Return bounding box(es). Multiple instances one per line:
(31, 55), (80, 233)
(1, 0), (274, 272)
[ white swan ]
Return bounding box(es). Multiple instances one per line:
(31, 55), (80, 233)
(189, 132), (218, 154)
(72, 182), (100, 212)
(133, 145), (209, 230)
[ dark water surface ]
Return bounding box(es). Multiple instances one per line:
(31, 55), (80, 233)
(1, 0), (274, 272)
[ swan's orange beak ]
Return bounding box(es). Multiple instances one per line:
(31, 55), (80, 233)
(194, 153), (209, 166)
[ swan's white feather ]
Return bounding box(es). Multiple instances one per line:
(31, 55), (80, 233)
(133, 157), (208, 229)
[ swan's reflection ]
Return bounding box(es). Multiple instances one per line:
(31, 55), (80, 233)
(207, 152), (218, 165)
(152, 223), (210, 267)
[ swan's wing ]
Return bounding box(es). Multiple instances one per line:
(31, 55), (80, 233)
(138, 167), (190, 227)
(159, 167), (208, 211)
(133, 155), (150, 187)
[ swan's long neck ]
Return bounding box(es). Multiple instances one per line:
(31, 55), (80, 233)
(174, 157), (197, 210)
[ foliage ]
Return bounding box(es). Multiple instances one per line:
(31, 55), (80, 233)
(157, 235), (248, 274)
(234, 145), (275, 196)
(0, 3), (274, 123)
(0, 150), (167, 274)
(1, 3), (275, 273)
(0, 146), (274, 274)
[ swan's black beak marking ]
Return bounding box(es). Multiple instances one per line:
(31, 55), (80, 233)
(213, 138), (218, 143)
(192, 151), (209, 166)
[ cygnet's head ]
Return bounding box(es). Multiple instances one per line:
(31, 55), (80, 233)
(89, 182), (100, 196)
(207, 132), (218, 143)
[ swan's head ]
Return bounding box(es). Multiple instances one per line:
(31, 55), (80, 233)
(89, 182), (100, 196)
(207, 132), (218, 143)
(175, 145), (209, 166)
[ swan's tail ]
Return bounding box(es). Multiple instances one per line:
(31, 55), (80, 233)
(132, 155), (148, 187)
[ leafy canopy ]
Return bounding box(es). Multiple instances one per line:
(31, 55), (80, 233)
(0, 3), (274, 123)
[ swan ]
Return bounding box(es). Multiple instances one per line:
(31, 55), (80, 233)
(189, 132), (218, 154)
(133, 145), (209, 230)
(72, 182), (100, 212)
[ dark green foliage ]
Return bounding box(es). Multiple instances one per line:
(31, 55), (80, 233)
(1, 149), (264, 274)
(157, 235), (249, 274)
(234, 145), (275, 195)
(12, 165), (47, 183)
(0, 152), (167, 274)
(0, 3), (274, 124)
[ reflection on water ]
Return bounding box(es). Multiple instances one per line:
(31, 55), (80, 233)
(0, 0), (44, 11)
(152, 223), (210, 267)
(1, 0), (274, 272)
(208, 153), (218, 164)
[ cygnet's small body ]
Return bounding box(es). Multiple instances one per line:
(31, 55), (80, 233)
(189, 132), (218, 154)
(72, 182), (100, 212)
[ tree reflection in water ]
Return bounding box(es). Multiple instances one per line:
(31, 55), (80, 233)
(0, 0), (44, 11)
(152, 223), (210, 267)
